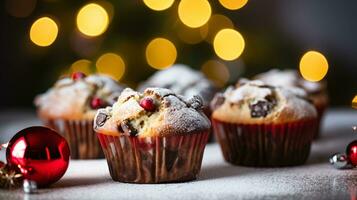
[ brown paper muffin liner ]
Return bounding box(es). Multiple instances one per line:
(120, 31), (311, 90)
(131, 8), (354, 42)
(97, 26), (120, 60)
(43, 119), (104, 159)
(97, 131), (209, 183)
(212, 119), (316, 167)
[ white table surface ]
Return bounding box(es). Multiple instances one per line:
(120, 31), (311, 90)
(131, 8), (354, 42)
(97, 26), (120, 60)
(0, 108), (357, 200)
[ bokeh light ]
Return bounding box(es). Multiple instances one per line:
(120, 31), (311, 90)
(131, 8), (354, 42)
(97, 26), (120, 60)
(30, 17), (58, 47)
(96, 53), (125, 80)
(177, 23), (204, 44)
(70, 59), (92, 75)
(76, 3), (109, 37)
(201, 60), (230, 87)
(213, 28), (245, 61)
(352, 95), (357, 109)
(145, 38), (177, 69)
(70, 31), (103, 58)
(143, 0), (174, 11)
(200, 14), (234, 43)
(218, 0), (248, 10)
(299, 50), (329, 82)
(5, 0), (37, 18)
(178, 0), (211, 28)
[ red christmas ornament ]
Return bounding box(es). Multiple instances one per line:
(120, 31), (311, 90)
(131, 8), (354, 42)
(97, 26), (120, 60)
(6, 126), (70, 187)
(90, 97), (105, 109)
(346, 140), (357, 166)
(71, 72), (86, 80)
(139, 97), (156, 112)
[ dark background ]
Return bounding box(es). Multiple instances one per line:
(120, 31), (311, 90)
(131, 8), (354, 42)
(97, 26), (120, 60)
(2, 0), (357, 109)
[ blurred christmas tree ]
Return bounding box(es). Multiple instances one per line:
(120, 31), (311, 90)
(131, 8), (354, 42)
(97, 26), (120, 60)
(5, 0), (347, 108)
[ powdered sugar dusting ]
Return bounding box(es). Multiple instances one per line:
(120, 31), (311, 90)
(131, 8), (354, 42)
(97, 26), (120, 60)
(255, 69), (323, 93)
(214, 79), (317, 122)
(94, 87), (211, 137)
(138, 64), (216, 105)
(226, 80), (272, 103)
(35, 74), (125, 119)
(86, 75), (124, 94)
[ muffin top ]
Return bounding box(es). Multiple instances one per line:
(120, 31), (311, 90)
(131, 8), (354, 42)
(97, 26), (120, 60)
(211, 80), (317, 124)
(94, 87), (211, 137)
(35, 73), (125, 120)
(254, 69), (326, 95)
(138, 64), (217, 107)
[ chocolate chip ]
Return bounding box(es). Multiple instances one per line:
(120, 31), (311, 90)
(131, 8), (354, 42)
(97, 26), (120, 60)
(210, 93), (225, 110)
(258, 85), (275, 89)
(165, 149), (178, 172)
(249, 100), (276, 118)
(95, 112), (107, 127)
(120, 120), (138, 136)
(117, 124), (124, 133)
(187, 95), (203, 110)
(162, 83), (173, 89)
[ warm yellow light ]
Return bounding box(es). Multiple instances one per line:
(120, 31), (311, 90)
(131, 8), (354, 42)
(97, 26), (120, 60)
(200, 14), (234, 43)
(143, 0), (174, 11)
(299, 51), (328, 82)
(76, 3), (109, 37)
(352, 95), (357, 109)
(145, 38), (177, 69)
(213, 28), (245, 61)
(71, 59), (92, 75)
(178, 0), (211, 28)
(177, 23), (204, 44)
(219, 0), (248, 10)
(30, 17), (58, 47)
(201, 60), (230, 87)
(96, 53), (125, 80)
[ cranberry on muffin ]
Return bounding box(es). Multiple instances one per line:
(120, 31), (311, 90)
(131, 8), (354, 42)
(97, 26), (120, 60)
(34, 72), (125, 159)
(211, 80), (317, 167)
(94, 87), (211, 183)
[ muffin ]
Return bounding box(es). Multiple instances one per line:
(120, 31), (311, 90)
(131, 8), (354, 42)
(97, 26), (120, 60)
(34, 72), (124, 159)
(254, 69), (328, 138)
(139, 64), (218, 142)
(138, 64), (218, 117)
(94, 87), (211, 183)
(211, 80), (317, 167)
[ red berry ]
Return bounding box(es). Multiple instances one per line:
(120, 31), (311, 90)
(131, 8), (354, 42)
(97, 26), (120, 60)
(90, 97), (105, 109)
(71, 72), (86, 80)
(139, 97), (156, 112)
(346, 140), (357, 166)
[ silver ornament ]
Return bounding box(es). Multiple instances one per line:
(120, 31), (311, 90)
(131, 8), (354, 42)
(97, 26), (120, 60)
(329, 153), (353, 169)
(23, 179), (37, 194)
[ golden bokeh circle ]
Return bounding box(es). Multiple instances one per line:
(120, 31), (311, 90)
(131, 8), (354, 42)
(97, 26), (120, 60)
(299, 50), (328, 82)
(213, 28), (245, 61)
(96, 53), (126, 80)
(30, 17), (58, 47)
(145, 38), (177, 69)
(218, 0), (248, 10)
(178, 0), (211, 28)
(143, 0), (174, 11)
(76, 3), (109, 37)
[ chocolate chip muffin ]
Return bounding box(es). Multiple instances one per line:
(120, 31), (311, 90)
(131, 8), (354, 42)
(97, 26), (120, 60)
(138, 64), (218, 116)
(34, 72), (125, 159)
(211, 80), (317, 167)
(138, 64), (218, 142)
(254, 69), (328, 139)
(94, 87), (211, 183)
